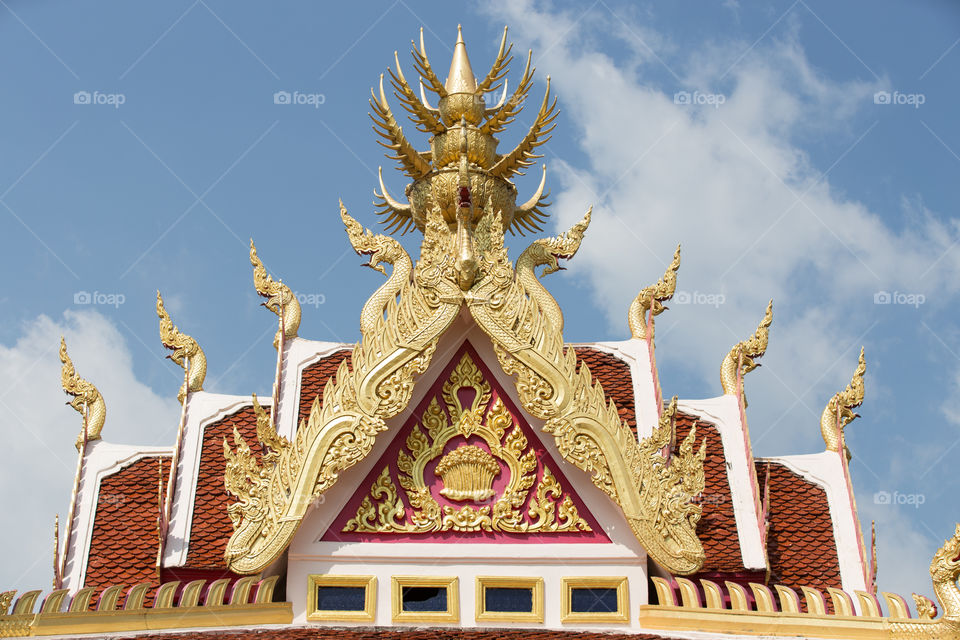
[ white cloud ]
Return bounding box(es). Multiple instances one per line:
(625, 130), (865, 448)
(0, 309), (179, 592)
(485, 0), (957, 601)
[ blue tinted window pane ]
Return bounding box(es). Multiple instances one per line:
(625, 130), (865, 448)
(316, 585), (366, 611)
(401, 586), (447, 612)
(485, 586), (533, 612)
(570, 587), (619, 613)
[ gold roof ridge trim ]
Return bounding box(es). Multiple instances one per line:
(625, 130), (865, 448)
(222, 29), (706, 577)
(250, 239), (301, 349)
(821, 346), (866, 459)
(156, 291), (206, 403)
(720, 299), (773, 402)
(0, 576), (289, 637)
(59, 337), (106, 450)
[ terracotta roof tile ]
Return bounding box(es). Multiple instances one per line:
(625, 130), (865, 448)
(84, 455), (170, 607)
(297, 349), (352, 426)
(757, 459), (842, 609)
(574, 347), (637, 435)
(183, 350), (352, 569)
(574, 347), (751, 577)
(673, 412), (748, 575)
(185, 404), (258, 570)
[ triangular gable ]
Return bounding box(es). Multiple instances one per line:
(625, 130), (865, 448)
(323, 342), (608, 543)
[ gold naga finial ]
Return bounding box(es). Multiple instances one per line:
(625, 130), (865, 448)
(372, 25), (555, 236)
(820, 347), (865, 460)
(156, 291), (207, 403)
(250, 239), (301, 349)
(897, 524), (960, 632)
(59, 336), (106, 450)
(720, 300), (773, 403)
(629, 244), (681, 340)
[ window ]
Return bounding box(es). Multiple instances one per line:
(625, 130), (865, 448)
(391, 576), (459, 623)
(561, 577), (629, 623)
(306, 575), (376, 622)
(475, 576), (544, 623)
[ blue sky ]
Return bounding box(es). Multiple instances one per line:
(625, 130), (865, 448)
(1, 0), (959, 603)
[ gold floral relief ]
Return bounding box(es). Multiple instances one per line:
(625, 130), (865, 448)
(343, 352), (590, 535)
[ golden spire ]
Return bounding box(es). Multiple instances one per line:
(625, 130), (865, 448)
(156, 291), (207, 403)
(820, 346), (865, 459)
(444, 25), (477, 94)
(720, 300), (773, 403)
(59, 336), (106, 450)
(373, 25), (556, 235)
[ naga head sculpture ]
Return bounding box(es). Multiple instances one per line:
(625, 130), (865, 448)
(930, 523), (960, 585)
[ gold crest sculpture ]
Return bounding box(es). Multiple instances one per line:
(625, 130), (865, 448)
(223, 26), (708, 576)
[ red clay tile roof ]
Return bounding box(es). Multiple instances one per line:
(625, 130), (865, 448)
(297, 349), (352, 426)
(574, 346), (637, 434)
(757, 459), (842, 601)
(574, 347), (752, 576)
(185, 404), (259, 570)
(673, 412), (749, 575)
(84, 455), (170, 607)
(183, 350), (352, 570)
(100, 628), (682, 640)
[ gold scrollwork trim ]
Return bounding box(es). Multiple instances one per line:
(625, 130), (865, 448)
(561, 576), (629, 624)
(391, 576), (459, 623)
(475, 576), (544, 623)
(342, 352), (590, 535)
(306, 574), (376, 623)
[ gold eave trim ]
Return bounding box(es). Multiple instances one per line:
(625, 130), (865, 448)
(637, 605), (891, 639)
(24, 603), (292, 636)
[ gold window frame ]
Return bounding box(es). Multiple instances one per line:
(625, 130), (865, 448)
(475, 576), (544, 623)
(391, 575), (459, 623)
(561, 576), (629, 624)
(306, 574), (376, 622)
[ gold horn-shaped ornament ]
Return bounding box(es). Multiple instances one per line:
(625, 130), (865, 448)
(156, 291), (206, 403)
(820, 347), (865, 461)
(250, 239), (301, 349)
(59, 337), (106, 450)
(720, 300), (773, 406)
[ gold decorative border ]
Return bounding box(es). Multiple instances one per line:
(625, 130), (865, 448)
(306, 575), (376, 623)
(561, 576), (629, 624)
(475, 576), (544, 623)
(391, 576), (459, 623)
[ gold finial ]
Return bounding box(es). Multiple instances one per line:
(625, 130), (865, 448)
(156, 291), (206, 403)
(250, 239), (301, 349)
(720, 300), (773, 402)
(59, 336), (106, 450)
(444, 24), (478, 95)
(629, 244), (681, 340)
(373, 26), (556, 236)
(820, 347), (865, 459)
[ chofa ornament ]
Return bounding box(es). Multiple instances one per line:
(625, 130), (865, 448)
(890, 524), (960, 638)
(59, 337), (106, 450)
(222, 26), (707, 576)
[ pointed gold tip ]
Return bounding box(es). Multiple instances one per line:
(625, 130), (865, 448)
(445, 23), (477, 94)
